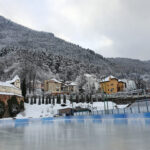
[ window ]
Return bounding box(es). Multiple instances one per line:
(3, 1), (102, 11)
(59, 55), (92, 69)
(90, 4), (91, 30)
(111, 88), (114, 92)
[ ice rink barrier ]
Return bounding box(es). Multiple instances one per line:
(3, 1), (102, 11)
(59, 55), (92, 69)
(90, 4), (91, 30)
(0, 112), (150, 127)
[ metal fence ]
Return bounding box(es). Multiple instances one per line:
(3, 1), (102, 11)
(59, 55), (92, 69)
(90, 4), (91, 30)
(74, 99), (150, 116)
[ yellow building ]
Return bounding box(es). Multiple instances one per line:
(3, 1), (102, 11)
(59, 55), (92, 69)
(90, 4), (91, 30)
(44, 78), (62, 95)
(100, 76), (126, 94)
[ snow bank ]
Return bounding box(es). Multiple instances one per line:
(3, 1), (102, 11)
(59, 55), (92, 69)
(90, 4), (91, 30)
(16, 99), (127, 119)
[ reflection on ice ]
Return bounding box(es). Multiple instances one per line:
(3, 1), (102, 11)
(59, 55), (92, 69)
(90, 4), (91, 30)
(0, 119), (150, 150)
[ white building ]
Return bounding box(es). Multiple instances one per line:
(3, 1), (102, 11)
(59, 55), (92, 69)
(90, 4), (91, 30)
(121, 79), (136, 91)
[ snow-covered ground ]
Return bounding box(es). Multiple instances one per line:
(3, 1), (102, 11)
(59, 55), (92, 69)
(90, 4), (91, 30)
(16, 99), (128, 119)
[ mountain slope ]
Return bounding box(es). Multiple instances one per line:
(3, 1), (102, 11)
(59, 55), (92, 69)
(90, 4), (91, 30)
(0, 15), (110, 66)
(0, 15), (150, 87)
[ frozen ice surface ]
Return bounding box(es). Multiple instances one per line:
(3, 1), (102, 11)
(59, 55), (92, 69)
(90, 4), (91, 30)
(0, 119), (150, 150)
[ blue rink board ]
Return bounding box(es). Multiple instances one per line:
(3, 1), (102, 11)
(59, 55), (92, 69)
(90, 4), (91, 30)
(0, 112), (150, 126)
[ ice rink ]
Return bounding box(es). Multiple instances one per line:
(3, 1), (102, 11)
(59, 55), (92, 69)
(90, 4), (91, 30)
(0, 118), (150, 150)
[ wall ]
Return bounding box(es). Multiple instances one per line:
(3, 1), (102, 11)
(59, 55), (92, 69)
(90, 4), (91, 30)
(101, 79), (118, 94)
(44, 80), (62, 95)
(0, 85), (21, 95)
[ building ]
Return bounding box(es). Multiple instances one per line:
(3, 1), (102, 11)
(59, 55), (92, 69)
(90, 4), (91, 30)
(100, 75), (126, 94)
(44, 79), (78, 95)
(121, 79), (136, 91)
(0, 75), (23, 104)
(44, 78), (62, 95)
(58, 107), (74, 116)
(67, 82), (78, 94)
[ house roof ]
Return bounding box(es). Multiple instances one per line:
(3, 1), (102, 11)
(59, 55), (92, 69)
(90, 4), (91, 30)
(0, 75), (20, 89)
(50, 78), (62, 84)
(69, 82), (77, 86)
(6, 75), (20, 84)
(118, 79), (125, 83)
(0, 81), (16, 88)
(100, 75), (118, 83)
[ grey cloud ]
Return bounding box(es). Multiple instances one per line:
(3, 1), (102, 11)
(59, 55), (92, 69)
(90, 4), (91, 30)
(0, 0), (150, 60)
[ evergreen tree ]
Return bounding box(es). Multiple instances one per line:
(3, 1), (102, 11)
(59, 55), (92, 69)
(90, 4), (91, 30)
(70, 95), (73, 105)
(52, 96), (55, 105)
(38, 96), (41, 105)
(57, 95), (61, 104)
(0, 100), (5, 118)
(21, 78), (27, 98)
(42, 96), (44, 104)
(45, 97), (48, 105)
(86, 95), (90, 103)
(58, 95), (61, 104)
(81, 95), (84, 103)
(90, 94), (92, 104)
(63, 95), (66, 104)
(49, 96), (51, 104)
(34, 96), (36, 104)
(30, 97), (33, 105)
(76, 95), (79, 103)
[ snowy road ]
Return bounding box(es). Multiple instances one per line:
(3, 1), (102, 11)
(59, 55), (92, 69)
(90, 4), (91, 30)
(0, 119), (150, 150)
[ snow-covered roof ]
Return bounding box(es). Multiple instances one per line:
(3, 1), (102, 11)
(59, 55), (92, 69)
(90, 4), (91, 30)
(0, 81), (16, 88)
(100, 75), (117, 83)
(118, 79), (125, 83)
(6, 75), (20, 84)
(0, 75), (20, 89)
(50, 78), (62, 84)
(69, 82), (77, 86)
(84, 74), (92, 77)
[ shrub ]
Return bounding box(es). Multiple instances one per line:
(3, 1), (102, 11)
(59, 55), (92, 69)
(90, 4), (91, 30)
(0, 101), (5, 118)
(7, 96), (20, 117)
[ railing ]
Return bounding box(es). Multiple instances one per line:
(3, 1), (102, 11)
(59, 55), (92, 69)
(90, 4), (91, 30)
(74, 99), (150, 116)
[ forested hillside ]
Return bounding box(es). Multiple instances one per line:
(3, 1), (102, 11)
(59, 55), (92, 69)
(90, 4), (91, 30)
(0, 15), (150, 87)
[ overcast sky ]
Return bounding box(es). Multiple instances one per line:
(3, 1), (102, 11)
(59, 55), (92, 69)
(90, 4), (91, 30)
(0, 0), (150, 60)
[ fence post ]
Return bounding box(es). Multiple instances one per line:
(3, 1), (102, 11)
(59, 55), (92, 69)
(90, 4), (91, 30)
(124, 108), (125, 114)
(130, 107), (132, 113)
(137, 100), (140, 113)
(146, 100), (149, 112)
(117, 108), (119, 114)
